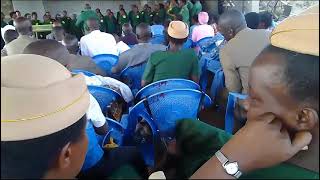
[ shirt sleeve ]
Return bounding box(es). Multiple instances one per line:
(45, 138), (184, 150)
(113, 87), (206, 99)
(220, 48), (242, 92)
(191, 27), (198, 43)
(112, 51), (129, 74)
(86, 94), (106, 128)
(80, 38), (89, 57)
(142, 56), (155, 84)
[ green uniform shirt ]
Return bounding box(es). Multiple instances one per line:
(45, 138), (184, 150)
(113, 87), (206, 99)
(118, 14), (129, 27)
(141, 11), (153, 25)
(31, 20), (41, 25)
(142, 49), (199, 83)
(98, 16), (107, 32)
(187, 0), (194, 12)
(1, 20), (7, 28)
(175, 119), (320, 179)
(70, 19), (84, 40)
(129, 11), (142, 29)
(167, 6), (181, 20)
(61, 16), (72, 33)
(104, 16), (117, 34)
(76, 10), (99, 32)
(191, 1), (202, 17)
(117, 11), (127, 22)
(180, 5), (190, 26)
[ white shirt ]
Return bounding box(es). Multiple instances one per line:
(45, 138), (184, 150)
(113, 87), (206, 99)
(84, 75), (134, 103)
(86, 94), (106, 128)
(80, 30), (118, 57)
(116, 41), (130, 55)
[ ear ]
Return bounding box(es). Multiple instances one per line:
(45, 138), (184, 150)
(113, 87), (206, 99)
(296, 108), (319, 131)
(57, 142), (72, 169)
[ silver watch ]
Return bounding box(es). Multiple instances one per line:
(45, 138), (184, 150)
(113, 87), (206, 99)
(215, 150), (242, 178)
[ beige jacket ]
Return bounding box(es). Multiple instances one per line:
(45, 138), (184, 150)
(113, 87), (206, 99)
(220, 28), (271, 93)
(3, 35), (37, 56)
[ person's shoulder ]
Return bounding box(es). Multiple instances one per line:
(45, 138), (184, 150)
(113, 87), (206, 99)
(150, 44), (167, 51)
(150, 50), (167, 62)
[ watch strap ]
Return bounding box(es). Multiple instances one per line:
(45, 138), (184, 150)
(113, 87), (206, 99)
(215, 150), (228, 165)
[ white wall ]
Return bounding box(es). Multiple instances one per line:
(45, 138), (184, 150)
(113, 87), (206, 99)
(12, 0), (46, 18)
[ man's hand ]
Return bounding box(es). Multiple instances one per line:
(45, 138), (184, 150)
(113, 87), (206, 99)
(221, 113), (312, 172)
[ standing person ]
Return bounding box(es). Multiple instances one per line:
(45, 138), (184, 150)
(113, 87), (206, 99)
(61, 10), (72, 33)
(1, 54), (90, 179)
(105, 11), (117, 34)
(142, 21), (199, 86)
(8, 11), (17, 26)
(2, 17), (36, 56)
(191, 12), (215, 42)
(70, 14), (84, 40)
(186, 0), (194, 23)
(15, 10), (21, 17)
(116, 4), (127, 22)
(120, 23), (138, 46)
(178, 0), (190, 26)
(96, 10), (106, 32)
(24, 13), (31, 20)
(167, 0), (181, 20)
(1, 12), (7, 28)
(142, 4), (153, 25)
(80, 18), (118, 57)
(129, 5), (141, 32)
(31, 12), (41, 25)
(76, 3), (99, 35)
(190, 0), (202, 18)
(118, 8), (129, 34)
(153, 3), (166, 24)
(112, 23), (167, 74)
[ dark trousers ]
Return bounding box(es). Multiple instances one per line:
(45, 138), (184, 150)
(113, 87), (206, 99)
(77, 146), (148, 179)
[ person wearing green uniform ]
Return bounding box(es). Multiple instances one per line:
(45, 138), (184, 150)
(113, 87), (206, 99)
(167, 0), (181, 20)
(70, 14), (84, 40)
(116, 4), (127, 22)
(153, 3), (166, 24)
(61, 10), (72, 33)
(140, 4), (148, 24)
(129, 5), (141, 31)
(1, 12), (7, 28)
(190, 0), (202, 18)
(96, 10), (106, 32)
(30, 12), (41, 25)
(186, 0), (193, 24)
(76, 3), (99, 34)
(118, 8), (129, 33)
(104, 12), (117, 34)
(178, 0), (190, 26)
(142, 21), (198, 86)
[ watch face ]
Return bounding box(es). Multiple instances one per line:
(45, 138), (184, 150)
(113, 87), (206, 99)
(225, 162), (238, 175)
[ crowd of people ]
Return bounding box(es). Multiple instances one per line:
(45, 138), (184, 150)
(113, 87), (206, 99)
(1, 0), (319, 179)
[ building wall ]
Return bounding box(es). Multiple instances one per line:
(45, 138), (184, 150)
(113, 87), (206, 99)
(11, 0), (46, 18)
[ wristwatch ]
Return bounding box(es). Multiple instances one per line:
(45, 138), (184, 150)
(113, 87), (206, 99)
(215, 150), (242, 178)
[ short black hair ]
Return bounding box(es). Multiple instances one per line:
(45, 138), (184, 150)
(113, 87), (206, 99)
(52, 26), (65, 41)
(167, 35), (187, 45)
(245, 12), (260, 29)
(259, 11), (273, 29)
(63, 33), (79, 54)
(31, 12), (37, 16)
(9, 11), (16, 18)
(192, 14), (198, 23)
(15, 17), (33, 35)
(1, 116), (87, 179)
(262, 45), (319, 112)
(4, 29), (19, 44)
(174, 14), (183, 21)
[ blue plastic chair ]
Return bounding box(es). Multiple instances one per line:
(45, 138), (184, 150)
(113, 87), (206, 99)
(135, 78), (200, 101)
(101, 118), (126, 147)
(125, 89), (211, 167)
(87, 85), (123, 113)
(71, 69), (96, 77)
(225, 92), (248, 134)
(182, 38), (194, 49)
(150, 35), (165, 45)
(209, 68), (225, 101)
(120, 62), (147, 96)
(92, 54), (119, 75)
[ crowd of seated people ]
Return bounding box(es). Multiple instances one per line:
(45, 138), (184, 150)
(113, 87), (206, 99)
(1, 1), (319, 179)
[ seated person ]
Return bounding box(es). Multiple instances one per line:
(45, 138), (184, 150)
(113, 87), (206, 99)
(1, 29), (18, 57)
(120, 23), (139, 46)
(1, 54), (90, 179)
(191, 11), (215, 43)
(184, 8), (320, 179)
(46, 20), (63, 40)
(23, 39), (106, 76)
(62, 33), (81, 55)
(245, 12), (260, 29)
(51, 26), (65, 43)
(141, 21), (199, 86)
(150, 16), (165, 37)
(112, 23), (167, 74)
(258, 11), (274, 30)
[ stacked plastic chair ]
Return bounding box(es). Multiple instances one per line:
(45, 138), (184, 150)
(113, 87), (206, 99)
(120, 62), (147, 96)
(92, 54), (119, 76)
(87, 85), (126, 146)
(135, 78), (200, 102)
(225, 92), (248, 134)
(71, 69), (96, 77)
(125, 89), (212, 167)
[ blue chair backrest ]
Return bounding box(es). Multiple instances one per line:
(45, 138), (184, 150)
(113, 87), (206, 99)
(102, 118), (125, 146)
(150, 35), (165, 45)
(225, 92), (248, 134)
(92, 54), (119, 75)
(146, 89), (212, 139)
(182, 38), (194, 49)
(87, 85), (123, 113)
(210, 68), (225, 101)
(120, 62), (147, 95)
(71, 69), (97, 77)
(135, 78), (200, 101)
